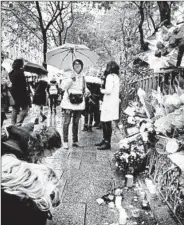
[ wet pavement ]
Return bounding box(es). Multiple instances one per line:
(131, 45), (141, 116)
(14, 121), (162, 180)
(2, 107), (178, 225)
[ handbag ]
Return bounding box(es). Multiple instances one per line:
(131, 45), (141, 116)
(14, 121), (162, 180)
(68, 76), (85, 104)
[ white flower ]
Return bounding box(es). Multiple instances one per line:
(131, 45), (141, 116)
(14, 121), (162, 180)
(131, 152), (136, 157)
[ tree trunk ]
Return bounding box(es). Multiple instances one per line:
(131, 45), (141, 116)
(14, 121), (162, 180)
(157, 1), (171, 26)
(59, 31), (62, 46)
(43, 32), (47, 69)
(139, 2), (149, 51)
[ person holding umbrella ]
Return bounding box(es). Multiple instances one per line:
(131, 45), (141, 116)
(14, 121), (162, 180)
(9, 59), (31, 127)
(95, 61), (120, 150)
(61, 59), (89, 149)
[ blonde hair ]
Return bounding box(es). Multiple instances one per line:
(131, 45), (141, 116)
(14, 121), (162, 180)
(1, 154), (60, 211)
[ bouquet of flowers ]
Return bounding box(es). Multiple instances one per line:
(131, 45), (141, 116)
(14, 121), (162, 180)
(114, 140), (147, 175)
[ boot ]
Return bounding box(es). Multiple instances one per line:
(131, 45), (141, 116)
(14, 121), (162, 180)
(54, 108), (57, 114)
(34, 118), (39, 125)
(41, 115), (47, 122)
(97, 141), (111, 150)
(95, 139), (105, 146)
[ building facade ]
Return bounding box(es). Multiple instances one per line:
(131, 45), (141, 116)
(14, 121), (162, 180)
(2, 27), (43, 65)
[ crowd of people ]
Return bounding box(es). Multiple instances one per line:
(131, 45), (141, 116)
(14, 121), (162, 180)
(1, 57), (120, 225)
(1, 57), (120, 151)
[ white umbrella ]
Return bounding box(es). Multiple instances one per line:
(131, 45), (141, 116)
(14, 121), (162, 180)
(2, 58), (13, 72)
(46, 43), (99, 70)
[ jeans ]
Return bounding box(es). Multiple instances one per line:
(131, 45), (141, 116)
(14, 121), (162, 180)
(11, 104), (29, 126)
(49, 95), (58, 111)
(63, 110), (81, 143)
(102, 121), (112, 144)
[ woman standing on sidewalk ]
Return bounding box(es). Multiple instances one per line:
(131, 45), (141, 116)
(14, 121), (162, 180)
(61, 59), (89, 149)
(9, 59), (31, 127)
(32, 78), (48, 124)
(95, 61), (120, 150)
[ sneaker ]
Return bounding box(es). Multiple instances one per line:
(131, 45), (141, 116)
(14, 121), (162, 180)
(63, 142), (69, 149)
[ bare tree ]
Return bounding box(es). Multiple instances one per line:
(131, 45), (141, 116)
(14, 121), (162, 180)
(1, 1), (75, 68)
(48, 2), (74, 46)
(132, 1), (149, 51)
(157, 1), (171, 26)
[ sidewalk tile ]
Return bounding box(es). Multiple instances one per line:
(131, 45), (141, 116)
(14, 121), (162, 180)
(52, 203), (85, 225)
(85, 203), (119, 225)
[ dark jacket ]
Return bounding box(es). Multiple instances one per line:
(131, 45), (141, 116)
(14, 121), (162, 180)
(85, 83), (101, 113)
(1, 190), (48, 225)
(9, 69), (30, 107)
(33, 80), (48, 106)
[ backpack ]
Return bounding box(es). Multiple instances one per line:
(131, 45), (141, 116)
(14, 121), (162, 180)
(49, 83), (58, 95)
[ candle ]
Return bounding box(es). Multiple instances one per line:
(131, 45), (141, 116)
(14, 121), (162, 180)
(125, 174), (134, 188)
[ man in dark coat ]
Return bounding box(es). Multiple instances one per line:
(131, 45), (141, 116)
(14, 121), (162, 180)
(33, 79), (48, 124)
(9, 59), (30, 126)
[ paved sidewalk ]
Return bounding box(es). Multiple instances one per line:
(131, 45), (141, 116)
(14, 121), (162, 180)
(2, 108), (176, 225)
(41, 110), (123, 225)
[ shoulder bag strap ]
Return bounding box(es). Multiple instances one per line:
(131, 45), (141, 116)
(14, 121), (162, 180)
(82, 76), (85, 95)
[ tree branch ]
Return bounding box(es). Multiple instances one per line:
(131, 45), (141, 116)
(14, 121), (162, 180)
(63, 3), (74, 44)
(8, 7), (43, 42)
(49, 28), (58, 46)
(18, 2), (39, 21)
(35, 1), (45, 32)
(132, 1), (140, 8)
(45, 2), (64, 31)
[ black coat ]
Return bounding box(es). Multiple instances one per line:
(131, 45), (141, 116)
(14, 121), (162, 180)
(9, 69), (30, 107)
(33, 80), (48, 106)
(85, 83), (101, 113)
(1, 190), (48, 225)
